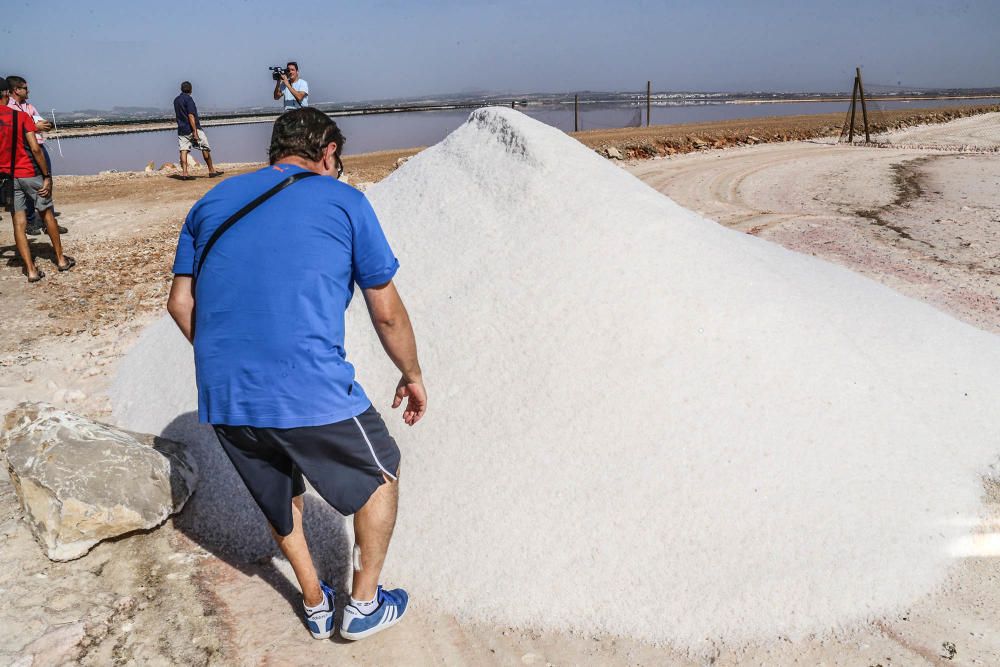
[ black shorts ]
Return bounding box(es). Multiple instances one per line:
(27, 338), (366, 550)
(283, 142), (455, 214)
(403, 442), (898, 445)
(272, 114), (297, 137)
(213, 405), (400, 536)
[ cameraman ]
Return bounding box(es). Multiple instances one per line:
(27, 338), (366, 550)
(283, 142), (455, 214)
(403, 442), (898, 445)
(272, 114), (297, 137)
(272, 62), (309, 110)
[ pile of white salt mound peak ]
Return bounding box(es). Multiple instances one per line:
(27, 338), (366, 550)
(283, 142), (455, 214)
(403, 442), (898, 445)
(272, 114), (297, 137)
(112, 108), (1000, 650)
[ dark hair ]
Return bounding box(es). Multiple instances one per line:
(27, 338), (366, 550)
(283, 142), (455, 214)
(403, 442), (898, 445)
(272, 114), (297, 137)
(5, 75), (26, 91)
(0, 78), (9, 95)
(269, 108), (345, 173)
(181, 81), (192, 94)
(286, 61), (298, 70)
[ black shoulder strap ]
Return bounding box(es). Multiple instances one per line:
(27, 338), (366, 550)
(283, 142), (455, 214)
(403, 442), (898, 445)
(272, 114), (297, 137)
(195, 170), (319, 280)
(3, 111), (18, 211)
(9, 110), (16, 177)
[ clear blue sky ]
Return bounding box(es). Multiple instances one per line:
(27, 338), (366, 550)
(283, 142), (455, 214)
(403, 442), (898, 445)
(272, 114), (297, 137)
(4, 0), (998, 111)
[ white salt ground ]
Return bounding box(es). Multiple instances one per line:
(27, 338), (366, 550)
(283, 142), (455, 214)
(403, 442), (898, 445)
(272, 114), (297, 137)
(112, 108), (1000, 651)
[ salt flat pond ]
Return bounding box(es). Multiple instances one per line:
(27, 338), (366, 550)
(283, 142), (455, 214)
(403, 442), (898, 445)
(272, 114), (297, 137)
(50, 97), (1000, 175)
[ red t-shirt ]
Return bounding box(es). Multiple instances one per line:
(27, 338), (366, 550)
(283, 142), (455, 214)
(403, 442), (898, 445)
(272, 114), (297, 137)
(0, 106), (41, 178)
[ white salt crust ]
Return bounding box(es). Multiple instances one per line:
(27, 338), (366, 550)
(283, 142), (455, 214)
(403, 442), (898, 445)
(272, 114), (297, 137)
(112, 108), (1000, 650)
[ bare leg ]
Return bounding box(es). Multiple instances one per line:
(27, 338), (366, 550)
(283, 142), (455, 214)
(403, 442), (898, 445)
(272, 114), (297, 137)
(40, 208), (66, 266)
(11, 211), (38, 278)
(203, 150), (216, 174)
(271, 494), (323, 606)
(352, 474), (399, 600)
(179, 150), (189, 176)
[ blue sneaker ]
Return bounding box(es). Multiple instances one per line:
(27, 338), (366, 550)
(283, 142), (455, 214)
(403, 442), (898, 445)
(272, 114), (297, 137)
(339, 585), (408, 641)
(303, 580), (336, 639)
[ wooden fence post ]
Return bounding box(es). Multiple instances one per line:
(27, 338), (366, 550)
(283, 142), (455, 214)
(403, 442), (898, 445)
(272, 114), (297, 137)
(857, 66), (870, 142)
(848, 75), (859, 142)
(646, 81), (651, 127)
(574, 94), (579, 132)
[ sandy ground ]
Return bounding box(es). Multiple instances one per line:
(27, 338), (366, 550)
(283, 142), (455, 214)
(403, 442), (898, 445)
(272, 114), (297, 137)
(2, 111), (1000, 665)
(871, 112), (1000, 150)
(628, 114), (1000, 335)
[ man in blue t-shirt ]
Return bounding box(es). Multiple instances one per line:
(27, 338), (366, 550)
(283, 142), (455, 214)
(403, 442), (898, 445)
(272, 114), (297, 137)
(167, 108), (426, 642)
(173, 81), (222, 180)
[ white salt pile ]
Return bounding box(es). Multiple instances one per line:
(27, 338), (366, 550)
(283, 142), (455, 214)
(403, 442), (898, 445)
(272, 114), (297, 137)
(112, 108), (1000, 649)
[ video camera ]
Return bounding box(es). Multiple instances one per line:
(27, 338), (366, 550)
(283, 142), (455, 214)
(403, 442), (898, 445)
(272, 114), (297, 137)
(269, 66), (289, 81)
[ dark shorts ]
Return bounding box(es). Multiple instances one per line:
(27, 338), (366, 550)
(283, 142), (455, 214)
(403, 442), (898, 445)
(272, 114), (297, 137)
(213, 404), (400, 536)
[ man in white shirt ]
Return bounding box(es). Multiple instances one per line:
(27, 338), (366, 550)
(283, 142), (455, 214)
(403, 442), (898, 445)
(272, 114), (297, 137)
(272, 62), (309, 110)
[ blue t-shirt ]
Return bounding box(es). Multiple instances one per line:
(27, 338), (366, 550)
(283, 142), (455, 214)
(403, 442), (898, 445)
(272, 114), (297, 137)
(173, 93), (200, 135)
(172, 164), (399, 428)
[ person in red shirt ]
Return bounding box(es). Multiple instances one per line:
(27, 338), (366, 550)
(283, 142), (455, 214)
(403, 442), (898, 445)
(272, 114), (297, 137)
(6, 75), (64, 233)
(0, 78), (73, 282)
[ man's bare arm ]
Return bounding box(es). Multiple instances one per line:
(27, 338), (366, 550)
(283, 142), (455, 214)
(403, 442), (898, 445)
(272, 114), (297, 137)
(273, 79), (283, 100)
(362, 280), (426, 425)
(277, 74), (306, 103)
(24, 131), (51, 197)
(289, 86), (307, 103)
(167, 276), (195, 343)
(187, 114), (199, 138)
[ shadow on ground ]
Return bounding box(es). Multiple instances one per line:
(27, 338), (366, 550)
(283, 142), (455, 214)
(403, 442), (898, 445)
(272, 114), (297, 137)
(159, 412), (353, 631)
(1, 239), (63, 270)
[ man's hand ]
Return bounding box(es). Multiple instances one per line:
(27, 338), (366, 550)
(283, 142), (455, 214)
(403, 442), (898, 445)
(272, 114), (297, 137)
(35, 119), (53, 132)
(362, 281), (425, 425)
(38, 177), (52, 198)
(393, 375), (427, 426)
(280, 73), (290, 86)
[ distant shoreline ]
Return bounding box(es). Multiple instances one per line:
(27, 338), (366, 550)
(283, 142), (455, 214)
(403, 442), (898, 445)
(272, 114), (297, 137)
(48, 95), (1000, 140)
(54, 104), (999, 180)
(724, 94), (1000, 104)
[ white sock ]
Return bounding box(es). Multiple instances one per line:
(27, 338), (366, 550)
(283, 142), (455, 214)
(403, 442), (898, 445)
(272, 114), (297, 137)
(304, 592), (329, 614)
(350, 593), (379, 615)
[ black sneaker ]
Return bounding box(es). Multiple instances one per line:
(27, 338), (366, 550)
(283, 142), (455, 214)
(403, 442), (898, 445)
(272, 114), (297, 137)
(57, 225), (68, 234)
(26, 225), (42, 236)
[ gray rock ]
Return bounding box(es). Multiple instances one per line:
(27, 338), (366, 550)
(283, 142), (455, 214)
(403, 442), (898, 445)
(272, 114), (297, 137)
(606, 146), (623, 160)
(18, 621), (86, 665)
(2, 403), (197, 561)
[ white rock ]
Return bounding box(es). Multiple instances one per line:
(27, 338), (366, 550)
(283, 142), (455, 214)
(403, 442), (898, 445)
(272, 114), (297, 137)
(2, 403), (198, 561)
(19, 620), (87, 665)
(64, 390), (87, 403)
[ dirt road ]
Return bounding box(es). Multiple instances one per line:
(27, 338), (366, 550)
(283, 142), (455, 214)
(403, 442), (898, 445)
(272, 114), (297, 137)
(629, 112), (1000, 334)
